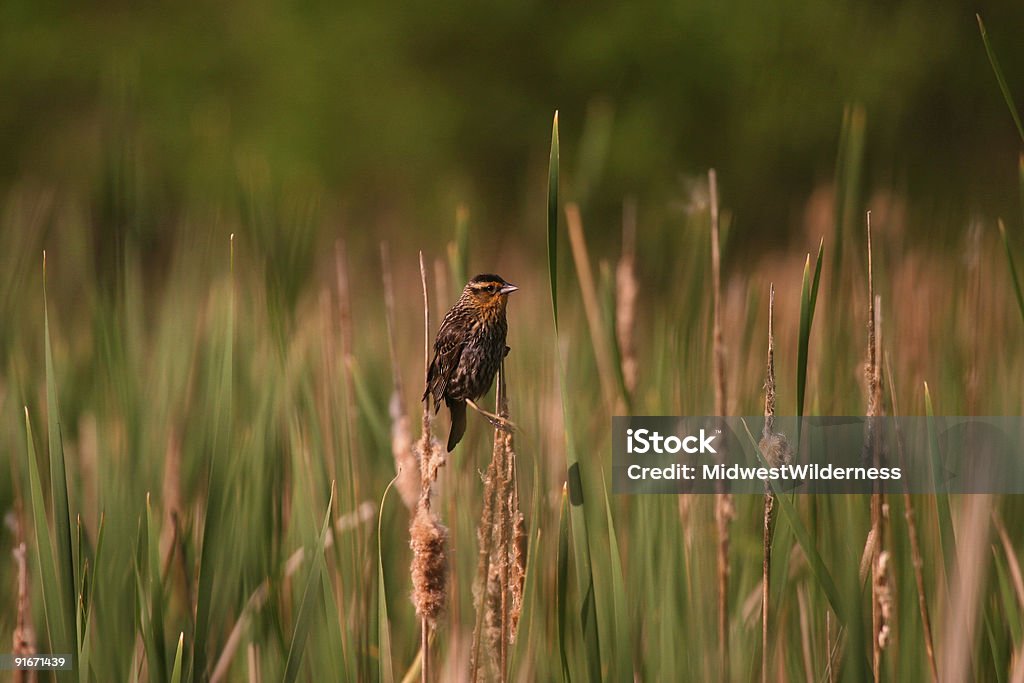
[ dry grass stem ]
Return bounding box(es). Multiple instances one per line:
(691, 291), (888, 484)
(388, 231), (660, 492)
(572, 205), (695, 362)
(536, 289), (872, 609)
(246, 643), (261, 683)
(939, 494), (993, 683)
(797, 586), (815, 683)
(709, 168), (733, 681)
(864, 213), (887, 681)
(565, 201), (620, 410)
(381, 242), (420, 510)
(616, 198), (639, 395)
(759, 283), (789, 683)
(886, 355), (938, 682)
(12, 538), (36, 683)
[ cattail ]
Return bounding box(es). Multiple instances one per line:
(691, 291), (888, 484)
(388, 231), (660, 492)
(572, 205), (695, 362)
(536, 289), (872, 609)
(875, 551), (892, 650)
(509, 503), (527, 640)
(484, 560), (504, 670)
(410, 251), (450, 682)
(471, 363), (524, 682)
(410, 500), (450, 627)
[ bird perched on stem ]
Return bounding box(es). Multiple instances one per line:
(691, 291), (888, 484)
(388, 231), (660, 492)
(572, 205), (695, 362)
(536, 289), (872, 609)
(424, 274), (518, 451)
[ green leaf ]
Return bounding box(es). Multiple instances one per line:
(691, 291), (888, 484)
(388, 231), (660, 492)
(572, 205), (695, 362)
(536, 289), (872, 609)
(79, 512), (104, 683)
(284, 482), (336, 683)
(44, 255), (78, 663)
(548, 111), (560, 331)
(171, 634), (185, 683)
(555, 487), (572, 681)
(377, 477), (397, 683)
(146, 495), (169, 683)
(600, 472), (632, 682)
(796, 240), (825, 421)
(977, 14), (1024, 143)
(544, 110), (600, 680)
(24, 408), (68, 659)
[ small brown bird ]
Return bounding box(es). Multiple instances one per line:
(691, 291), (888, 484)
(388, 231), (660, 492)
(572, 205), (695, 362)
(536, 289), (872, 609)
(424, 273), (518, 451)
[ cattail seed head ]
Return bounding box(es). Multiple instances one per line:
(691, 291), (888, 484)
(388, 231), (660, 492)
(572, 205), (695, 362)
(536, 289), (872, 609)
(410, 502), (449, 627)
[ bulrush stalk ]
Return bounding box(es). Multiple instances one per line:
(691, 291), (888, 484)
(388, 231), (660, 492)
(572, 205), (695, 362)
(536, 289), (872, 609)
(471, 361), (523, 682)
(863, 214), (888, 680)
(709, 168), (734, 681)
(759, 284), (792, 683)
(411, 252), (450, 683)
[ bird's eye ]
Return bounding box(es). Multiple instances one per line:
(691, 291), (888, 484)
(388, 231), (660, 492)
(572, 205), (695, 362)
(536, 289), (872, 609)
(487, 285), (497, 293)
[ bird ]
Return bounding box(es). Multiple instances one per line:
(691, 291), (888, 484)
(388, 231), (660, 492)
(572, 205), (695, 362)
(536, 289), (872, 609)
(424, 273), (518, 451)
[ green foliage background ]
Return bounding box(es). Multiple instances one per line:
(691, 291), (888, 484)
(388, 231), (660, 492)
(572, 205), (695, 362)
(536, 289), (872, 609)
(2, 0), (1022, 247)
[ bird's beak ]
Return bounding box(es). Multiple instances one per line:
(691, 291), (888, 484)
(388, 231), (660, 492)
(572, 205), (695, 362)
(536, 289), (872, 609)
(499, 283), (519, 295)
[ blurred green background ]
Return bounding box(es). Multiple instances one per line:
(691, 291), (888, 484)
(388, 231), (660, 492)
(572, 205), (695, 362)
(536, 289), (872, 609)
(2, 0), (1023, 257)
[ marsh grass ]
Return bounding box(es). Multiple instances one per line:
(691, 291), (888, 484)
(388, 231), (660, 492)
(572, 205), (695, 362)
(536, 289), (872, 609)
(4, 98), (1024, 683)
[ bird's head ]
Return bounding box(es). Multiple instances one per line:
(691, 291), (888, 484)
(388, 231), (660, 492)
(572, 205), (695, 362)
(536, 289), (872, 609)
(464, 273), (518, 314)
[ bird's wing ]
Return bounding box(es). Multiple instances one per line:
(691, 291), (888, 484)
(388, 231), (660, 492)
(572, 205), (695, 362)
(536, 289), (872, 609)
(425, 311), (466, 406)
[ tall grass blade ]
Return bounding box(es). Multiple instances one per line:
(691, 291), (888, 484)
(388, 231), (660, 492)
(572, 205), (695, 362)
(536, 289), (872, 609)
(24, 408), (68, 659)
(146, 494), (169, 683)
(548, 111), (560, 331)
(924, 383), (957, 599)
(998, 220), (1024, 326)
(547, 110), (601, 681)
(191, 236), (235, 683)
(555, 486), (572, 681)
(377, 477), (397, 683)
(43, 253), (78, 661)
(601, 472), (632, 682)
(283, 482), (335, 683)
(977, 15), (1024, 142)
(171, 634), (185, 683)
(80, 511), (104, 682)
(796, 239), (825, 421)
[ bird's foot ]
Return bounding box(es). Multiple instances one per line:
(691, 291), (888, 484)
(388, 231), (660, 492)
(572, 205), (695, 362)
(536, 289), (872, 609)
(466, 399), (516, 433)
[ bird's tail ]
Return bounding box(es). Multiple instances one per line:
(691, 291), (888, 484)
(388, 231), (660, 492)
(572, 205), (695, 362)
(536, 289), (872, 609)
(446, 398), (467, 452)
